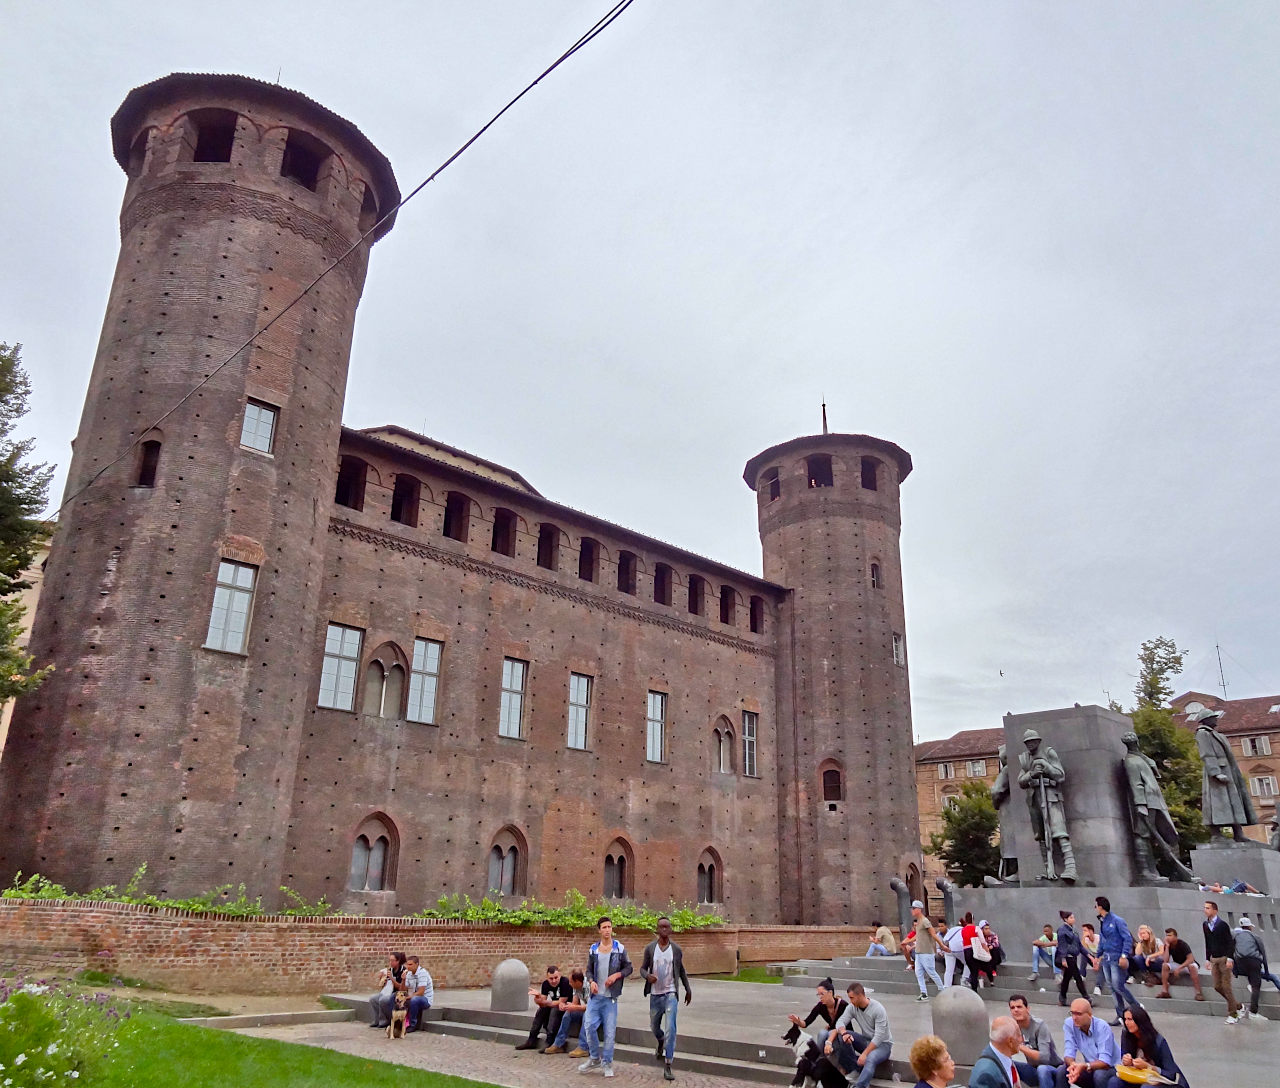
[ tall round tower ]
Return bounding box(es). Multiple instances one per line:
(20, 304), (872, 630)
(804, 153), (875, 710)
(744, 433), (920, 924)
(0, 74), (398, 897)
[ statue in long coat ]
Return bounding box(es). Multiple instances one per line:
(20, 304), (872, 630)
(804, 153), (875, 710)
(1122, 731), (1197, 883)
(1189, 707), (1256, 842)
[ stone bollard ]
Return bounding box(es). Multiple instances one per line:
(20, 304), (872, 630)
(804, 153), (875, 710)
(931, 985), (989, 1067)
(491, 958), (531, 1012)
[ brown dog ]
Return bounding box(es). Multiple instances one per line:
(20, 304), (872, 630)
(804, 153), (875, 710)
(387, 990), (410, 1039)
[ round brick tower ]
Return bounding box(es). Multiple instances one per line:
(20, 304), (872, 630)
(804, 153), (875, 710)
(744, 433), (921, 924)
(0, 74), (399, 898)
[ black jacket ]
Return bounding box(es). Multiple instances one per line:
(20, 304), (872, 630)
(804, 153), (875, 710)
(1203, 917), (1235, 960)
(640, 939), (692, 999)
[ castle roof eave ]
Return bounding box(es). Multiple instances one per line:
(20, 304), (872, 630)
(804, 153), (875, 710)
(743, 433), (913, 490)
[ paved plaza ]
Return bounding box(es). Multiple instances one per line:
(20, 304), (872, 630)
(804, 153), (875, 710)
(230, 979), (1277, 1088)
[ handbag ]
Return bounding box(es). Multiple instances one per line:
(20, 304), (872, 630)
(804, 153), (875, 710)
(971, 931), (992, 962)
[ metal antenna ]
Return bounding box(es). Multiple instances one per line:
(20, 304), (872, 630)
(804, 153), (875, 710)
(1216, 643), (1229, 701)
(821, 398), (828, 435)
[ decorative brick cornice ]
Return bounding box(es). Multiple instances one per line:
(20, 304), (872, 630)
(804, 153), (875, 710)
(329, 518), (775, 657)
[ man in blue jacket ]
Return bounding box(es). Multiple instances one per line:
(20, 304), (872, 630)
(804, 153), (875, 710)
(578, 915), (633, 1078)
(1094, 896), (1134, 1026)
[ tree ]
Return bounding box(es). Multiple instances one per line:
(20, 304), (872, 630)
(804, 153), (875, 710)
(0, 342), (54, 702)
(927, 780), (1001, 887)
(1134, 636), (1186, 709)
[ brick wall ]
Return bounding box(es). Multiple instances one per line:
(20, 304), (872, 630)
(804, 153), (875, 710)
(0, 901), (877, 994)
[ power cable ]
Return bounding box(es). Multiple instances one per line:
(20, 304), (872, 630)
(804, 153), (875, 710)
(50, 0), (636, 520)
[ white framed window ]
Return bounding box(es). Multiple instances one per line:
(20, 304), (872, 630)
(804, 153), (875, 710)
(1242, 736), (1272, 757)
(937, 762), (955, 780)
(406, 638), (443, 724)
(892, 633), (905, 666)
(204, 559), (256, 653)
(1250, 775), (1278, 798)
(646, 690), (667, 763)
(568, 673), (592, 750)
(319, 623), (362, 710)
(943, 791), (960, 811)
(742, 710), (758, 777)
(499, 658), (528, 739)
(239, 399), (277, 453)
(966, 759), (988, 778)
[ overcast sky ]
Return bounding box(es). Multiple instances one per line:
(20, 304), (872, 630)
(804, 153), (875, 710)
(5, 2), (1278, 741)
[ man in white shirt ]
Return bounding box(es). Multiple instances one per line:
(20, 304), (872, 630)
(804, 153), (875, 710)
(641, 916), (693, 1081)
(403, 955), (434, 1033)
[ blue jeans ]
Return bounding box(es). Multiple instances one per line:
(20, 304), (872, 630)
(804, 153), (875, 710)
(649, 991), (678, 1062)
(915, 952), (944, 994)
(866, 943), (891, 956)
(554, 1009), (583, 1048)
(1015, 1061), (1058, 1088)
(831, 1033), (891, 1088)
(583, 993), (618, 1064)
(408, 995), (430, 1030)
(1032, 947), (1059, 975)
(1102, 957), (1134, 1017)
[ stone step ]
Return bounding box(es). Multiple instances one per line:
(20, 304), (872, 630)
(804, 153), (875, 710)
(182, 1009), (355, 1029)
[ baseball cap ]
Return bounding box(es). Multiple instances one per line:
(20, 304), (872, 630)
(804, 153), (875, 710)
(911, 900), (924, 909)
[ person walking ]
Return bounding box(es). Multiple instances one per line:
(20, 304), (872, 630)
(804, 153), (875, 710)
(910, 900), (945, 999)
(1094, 897), (1135, 1025)
(1231, 915), (1266, 1020)
(579, 915), (633, 1077)
(1055, 912), (1089, 1006)
(1203, 899), (1243, 1024)
(641, 916), (692, 1081)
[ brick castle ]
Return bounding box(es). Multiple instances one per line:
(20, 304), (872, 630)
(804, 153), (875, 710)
(0, 74), (923, 924)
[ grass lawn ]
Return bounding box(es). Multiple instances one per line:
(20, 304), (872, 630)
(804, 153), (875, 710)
(100, 1013), (500, 1088)
(699, 965), (782, 984)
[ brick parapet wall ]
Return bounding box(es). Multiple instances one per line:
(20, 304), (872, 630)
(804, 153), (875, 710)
(0, 901), (873, 993)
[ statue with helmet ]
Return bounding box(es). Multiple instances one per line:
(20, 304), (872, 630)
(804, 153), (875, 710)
(1188, 706), (1257, 842)
(1017, 728), (1077, 882)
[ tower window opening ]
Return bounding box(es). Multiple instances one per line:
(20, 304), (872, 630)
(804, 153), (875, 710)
(861, 456), (880, 491)
(578, 537), (599, 583)
(823, 768), (843, 802)
(762, 467), (781, 502)
(358, 186), (379, 233)
(189, 109), (237, 163)
(443, 492), (471, 542)
(719, 585), (736, 625)
(390, 475), (420, 527)
(537, 523), (560, 570)
(334, 455), (367, 511)
(688, 575), (706, 616)
(135, 440), (161, 488)
(654, 563), (673, 606)
(491, 508), (517, 557)
(870, 562), (882, 589)
(617, 550), (638, 595)
(280, 129), (330, 191)
(127, 129), (151, 177)
(807, 454), (834, 488)
(749, 595), (765, 634)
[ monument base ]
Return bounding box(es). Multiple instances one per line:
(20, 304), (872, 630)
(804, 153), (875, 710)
(1190, 840), (1280, 896)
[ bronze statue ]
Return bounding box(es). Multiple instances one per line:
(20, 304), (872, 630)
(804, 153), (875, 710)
(1017, 728), (1076, 881)
(1121, 731), (1197, 883)
(989, 745), (1016, 880)
(1189, 707), (1256, 841)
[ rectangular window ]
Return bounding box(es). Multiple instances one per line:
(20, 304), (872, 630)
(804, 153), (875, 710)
(204, 559), (256, 653)
(937, 762), (955, 780)
(499, 658), (528, 739)
(966, 759), (988, 778)
(568, 673), (592, 750)
(742, 710), (758, 777)
(892, 633), (905, 666)
(1242, 735), (1272, 757)
(646, 690), (667, 763)
(239, 400), (277, 453)
(318, 622), (362, 710)
(1250, 775), (1278, 798)
(406, 637), (443, 724)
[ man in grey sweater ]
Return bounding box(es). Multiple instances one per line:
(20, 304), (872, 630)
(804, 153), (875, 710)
(822, 982), (892, 1088)
(1231, 916), (1268, 1019)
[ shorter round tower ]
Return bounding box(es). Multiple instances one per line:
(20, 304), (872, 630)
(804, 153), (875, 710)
(744, 433), (920, 924)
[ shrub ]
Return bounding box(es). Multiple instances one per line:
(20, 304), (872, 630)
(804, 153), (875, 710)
(415, 889), (724, 930)
(0, 978), (129, 1083)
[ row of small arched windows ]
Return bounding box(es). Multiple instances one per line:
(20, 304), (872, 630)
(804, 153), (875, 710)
(335, 455), (767, 633)
(760, 453), (883, 501)
(346, 815), (723, 904)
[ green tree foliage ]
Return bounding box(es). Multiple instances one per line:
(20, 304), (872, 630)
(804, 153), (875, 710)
(1134, 635), (1186, 709)
(0, 341), (54, 702)
(927, 780), (1001, 887)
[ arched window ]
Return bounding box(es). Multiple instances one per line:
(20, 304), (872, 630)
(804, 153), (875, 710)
(280, 128), (332, 191)
(186, 108), (238, 163)
(870, 562), (882, 589)
(348, 814), (398, 891)
(719, 586), (736, 625)
(713, 717), (734, 774)
(443, 491), (471, 542)
(335, 455), (367, 511)
(761, 466), (781, 503)
(390, 474), (420, 527)
(617, 551), (638, 595)
(491, 508), (517, 556)
(822, 768), (843, 802)
(807, 454), (834, 488)
(127, 128), (152, 177)
(361, 642), (408, 717)
(537, 523), (561, 570)
(749, 595), (765, 634)
(697, 848), (722, 904)
(860, 456), (881, 491)
(603, 837), (634, 899)
(579, 537), (600, 582)
(135, 439), (161, 488)
(654, 563), (673, 606)
(688, 575), (706, 616)
(486, 826), (527, 896)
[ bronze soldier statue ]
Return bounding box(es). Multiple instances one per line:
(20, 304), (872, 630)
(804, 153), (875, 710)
(1017, 729), (1076, 882)
(1121, 731), (1197, 883)
(1189, 707), (1256, 842)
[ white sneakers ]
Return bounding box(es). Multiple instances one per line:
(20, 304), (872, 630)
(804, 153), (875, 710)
(578, 1060), (613, 1076)
(604, 1066), (615, 1078)
(1225, 1013), (1240, 1025)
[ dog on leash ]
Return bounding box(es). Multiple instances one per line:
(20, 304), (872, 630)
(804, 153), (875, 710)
(387, 990), (410, 1039)
(781, 1023), (847, 1088)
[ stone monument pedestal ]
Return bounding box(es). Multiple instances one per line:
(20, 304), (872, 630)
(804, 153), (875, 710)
(1191, 839), (1280, 896)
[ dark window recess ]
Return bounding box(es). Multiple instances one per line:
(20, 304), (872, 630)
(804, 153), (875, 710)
(688, 575), (705, 616)
(861, 456), (880, 491)
(491, 508), (517, 557)
(359, 186), (379, 234)
(127, 130), (150, 177)
(870, 563), (882, 589)
(280, 129), (330, 191)
(443, 492), (471, 542)
(135, 440), (161, 488)
(579, 538), (600, 582)
(617, 551), (638, 595)
(807, 454), (834, 488)
(334, 455), (367, 511)
(719, 585), (735, 624)
(763, 467), (781, 502)
(190, 109), (237, 163)
(823, 768), (843, 802)
(537, 524), (560, 570)
(654, 563), (673, 606)
(390, 475), (420, 527)
(604, 852), (628, 899)
(749, 595), (765, 634)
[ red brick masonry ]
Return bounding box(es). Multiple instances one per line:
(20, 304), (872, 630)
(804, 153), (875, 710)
(0, 900), (872, 993)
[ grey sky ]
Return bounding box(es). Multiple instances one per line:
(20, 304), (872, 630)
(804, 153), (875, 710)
(4, 2), (1277, 741)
